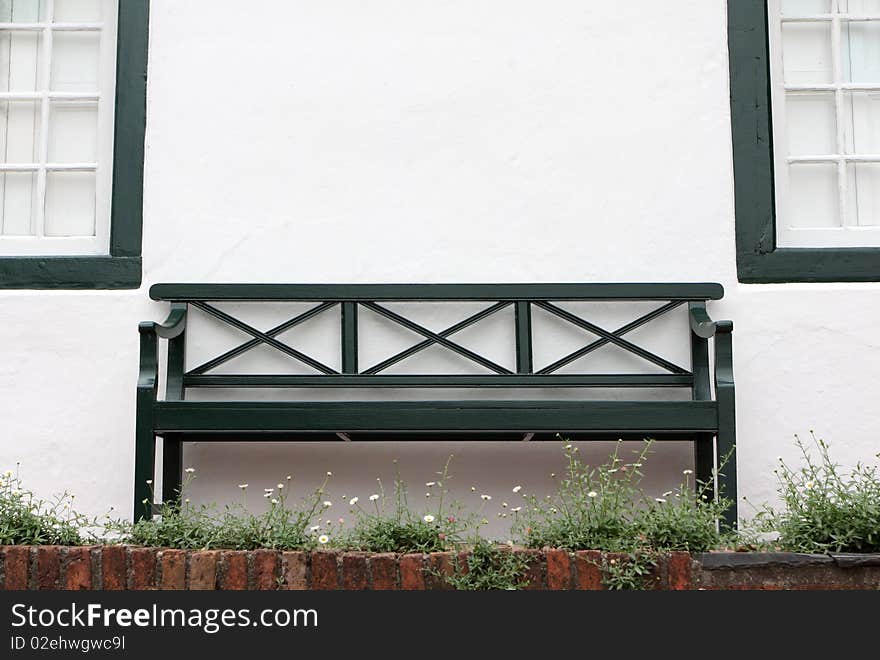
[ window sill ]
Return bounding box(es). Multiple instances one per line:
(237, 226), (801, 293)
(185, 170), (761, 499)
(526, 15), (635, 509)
(0, 255), (142, 289)
(737, 247), (880, 283)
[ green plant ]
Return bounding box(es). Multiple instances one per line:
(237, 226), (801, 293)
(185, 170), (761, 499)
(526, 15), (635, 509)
(106, 470), (336, 550)
(514, 440), (651, 552)
(444, 539), (530, 590)
(513, 439), (731, 588)
(751, 432), (880, 553)
(342, 457), (474, 553)
(0, 467), (93, 545)
(637, 467), (733, 552)
(596, 552), (658, 591)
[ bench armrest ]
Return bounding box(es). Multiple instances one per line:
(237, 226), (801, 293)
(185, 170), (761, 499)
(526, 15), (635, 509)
(138, 304), (187, 390)
(139, 303), (187, 339)
(689, 302), (732, 338)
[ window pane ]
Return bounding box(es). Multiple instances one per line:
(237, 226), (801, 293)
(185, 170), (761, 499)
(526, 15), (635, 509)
(44, 170), (96, 236)
(51, 30), (99, 92)
(844, 90), (880, 152)
(782, 22), (834, 84)
(49, 102), (97, 162)
(0, 0), (47, 22)
(842, 20), (880, 83)
(0, 171), (35, 235)
(0, 99), (41, 162)
(787, 163), (840, 227)
(848, 162), (880, 226)
(786, 92), (837, 154)
(54, 0), (102, 22)
(842, 1), (880, 14)
(781, 0), (831, 15)
(0, 30), (43, 91)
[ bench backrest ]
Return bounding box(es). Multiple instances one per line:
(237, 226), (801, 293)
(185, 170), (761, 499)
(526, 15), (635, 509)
(149, 283), (723, 395)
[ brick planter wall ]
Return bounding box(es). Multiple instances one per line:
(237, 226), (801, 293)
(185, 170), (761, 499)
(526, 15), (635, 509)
(1, 546), (878, 590)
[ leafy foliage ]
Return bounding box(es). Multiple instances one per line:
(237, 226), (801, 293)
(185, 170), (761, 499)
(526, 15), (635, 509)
(0, 467), (92, 546)
(752, 432), (880, 553)
(444, 539), (530, 591)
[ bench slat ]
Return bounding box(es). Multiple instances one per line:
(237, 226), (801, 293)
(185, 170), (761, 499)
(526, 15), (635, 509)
(150, 282), (724, 302)
(154, 400), (718, 433)
(182, 374), (695, 388)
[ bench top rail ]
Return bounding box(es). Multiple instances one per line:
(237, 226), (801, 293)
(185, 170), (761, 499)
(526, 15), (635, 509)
(151, 283), (724, 302)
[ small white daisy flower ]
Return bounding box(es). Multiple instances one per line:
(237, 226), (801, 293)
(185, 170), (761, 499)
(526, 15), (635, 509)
(318, 534), (329, 544)
(323, 501), (332, 507)
(512, 507), (522, 513)
(655, 497), (667, 503)
(481, 494), (492, 501)
(184, 467), (195, 474)
(238, 484), (249, 489)
(587, 491), (598, 498)
(271, 498), (278, 504)
(310, 525), (320, 532)
(369, 494), (379, 501)
(349, 497), (359, 505)
(264, 488), (274, 493)
(145, 479), (152, 485)
(423, 514), (435, 523)
(682, 469), (693, 475)
(426, 482), (436, 487)
(277, 483), (284, 489)
(512, 485), (522, 493)
(326, 471), (332, 476)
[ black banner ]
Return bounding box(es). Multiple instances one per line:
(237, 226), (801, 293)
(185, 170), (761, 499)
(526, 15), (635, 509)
(0, 590), (873, 657)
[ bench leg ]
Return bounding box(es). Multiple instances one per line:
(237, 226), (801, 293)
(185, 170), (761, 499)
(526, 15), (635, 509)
(693, 432), (715, 497)
(162, 435), (183, 504)
(133, 421), (156, 523)
(716, 394), (737, 531)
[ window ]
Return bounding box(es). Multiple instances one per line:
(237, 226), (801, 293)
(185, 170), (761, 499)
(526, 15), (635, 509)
(771, 0), (880, 247)
(730, 0), (880, 281)
(0, 0), (147, 289)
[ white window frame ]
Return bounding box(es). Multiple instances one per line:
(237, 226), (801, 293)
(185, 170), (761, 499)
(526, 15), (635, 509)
(769, 0), (880, 247)
(0, 0), (117, 256)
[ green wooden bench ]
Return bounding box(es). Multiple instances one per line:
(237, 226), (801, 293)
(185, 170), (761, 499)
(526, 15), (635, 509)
(136, 283), (736, 527)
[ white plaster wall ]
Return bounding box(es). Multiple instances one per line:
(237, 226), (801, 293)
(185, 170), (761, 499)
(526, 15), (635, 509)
(1, 1), (879, 538)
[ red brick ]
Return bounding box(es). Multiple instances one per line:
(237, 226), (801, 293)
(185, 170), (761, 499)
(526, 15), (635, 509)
(369, 553), (398, 590)
(219, 551), (248, 590)
(253, 550), (279, 590)
(101, 545), (127, 590)
(64, 547), (93, 590)
(189, 551), (218, 590)
(129, 548), (157, 590)
(159, 550), (186, 590)
(37, 546), (61, 590)
(342, 553), (368, 590)
(426, 552), (454, 590)
(575, 550), (604, 590)
(281, 551), (308, 590)
(399, 554), (425, 590)
(515, 549), (544, 590)
(456, 551), (471, 576)
(3, 546), (30, 590)
(668, 552), (692, 590)
(545, 549), (572, 590)
(311, 551), (339, 590)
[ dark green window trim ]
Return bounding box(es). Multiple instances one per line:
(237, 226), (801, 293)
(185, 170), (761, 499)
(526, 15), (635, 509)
(729, 0), (880, 283)
(0, 0), (148, 290)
